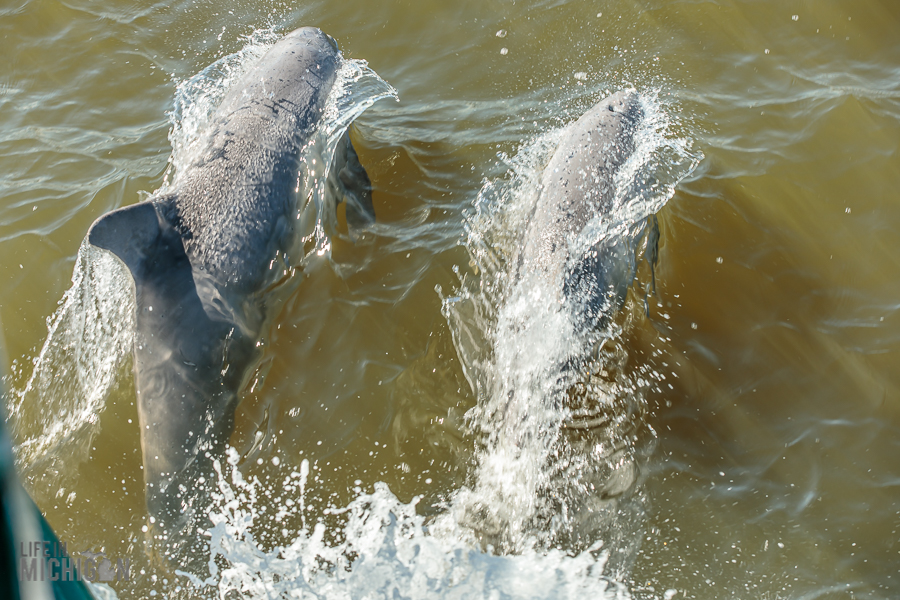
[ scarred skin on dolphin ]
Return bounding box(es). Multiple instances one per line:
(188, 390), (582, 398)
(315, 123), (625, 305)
(517, 90), (644, 329)
(86, 28), (376, 533)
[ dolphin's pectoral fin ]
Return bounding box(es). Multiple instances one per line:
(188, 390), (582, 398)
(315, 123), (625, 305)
(566, 236), (637, 332)
(87, 200), (162, 278)
(642, 214), (660, 318)
(328, 128), (376, 234)
(646, 214), (659, 294)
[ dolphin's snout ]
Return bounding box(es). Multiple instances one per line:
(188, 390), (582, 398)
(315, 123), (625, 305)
(285, 27), (338, 52)
(286, 26), (324, 39)
(605, 89), (640, 117)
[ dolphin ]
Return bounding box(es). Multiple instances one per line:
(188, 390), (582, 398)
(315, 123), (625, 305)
(86, 27), (377, 532)
(517, 89), (644, 332)
(521, 89), (647, 548)
(441, 91), (650, 557)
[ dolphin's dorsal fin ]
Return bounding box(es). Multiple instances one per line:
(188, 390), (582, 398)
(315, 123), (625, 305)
(328, 129), (376, 233)
(87, 200), (161, 278)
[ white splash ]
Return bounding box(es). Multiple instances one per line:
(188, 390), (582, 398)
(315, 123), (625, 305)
(174, 452), (630, 600)
(7, 242), (134, 494)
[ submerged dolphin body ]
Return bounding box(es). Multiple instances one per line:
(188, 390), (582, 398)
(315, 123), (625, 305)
(517, 89), (644, 332)
(87, 28), (375, 531)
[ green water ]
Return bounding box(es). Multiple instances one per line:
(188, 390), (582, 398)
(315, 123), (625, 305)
(1, 0), (898, 598)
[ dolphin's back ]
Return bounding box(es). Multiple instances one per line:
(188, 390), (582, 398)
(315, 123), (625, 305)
(173, 28), (343, 295)
(519, 91), (643, 290)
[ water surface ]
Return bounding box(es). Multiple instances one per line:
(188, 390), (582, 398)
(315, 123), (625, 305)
(1, 0), (898, 598)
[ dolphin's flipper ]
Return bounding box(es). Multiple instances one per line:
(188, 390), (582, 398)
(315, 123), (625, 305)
(87, 200), (162, 278)
(328, 129), (376, 232)
(565, 235), (635, 331)
(646, 214), (659, 294)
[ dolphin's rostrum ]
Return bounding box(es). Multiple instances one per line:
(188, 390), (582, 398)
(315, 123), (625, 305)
(87, 28), (378, 534)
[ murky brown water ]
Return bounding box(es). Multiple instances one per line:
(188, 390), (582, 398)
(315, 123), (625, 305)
(1, 0), (899, 598)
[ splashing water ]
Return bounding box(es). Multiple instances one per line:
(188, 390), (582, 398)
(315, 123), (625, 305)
(170, 449), (630, 600)
(7, 243), (134, 497)
(175, 90), (698, 600)
(438, 91), (702, 572)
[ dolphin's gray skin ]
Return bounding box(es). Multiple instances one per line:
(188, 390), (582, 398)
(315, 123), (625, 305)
(86, 28), (375, 533)
(462, 90), (647, 561)
(517, 90), (644, 330)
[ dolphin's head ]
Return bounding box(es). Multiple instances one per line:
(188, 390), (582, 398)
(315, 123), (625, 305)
(283, 26), (339, 53)
(521, 88), (645, 297)
(598, 89), (641, 120)
(568, 89), (644, 204)
(562, 90), (645, 331)
(600, 89), (642, 172)
(209, 26), (343, 144)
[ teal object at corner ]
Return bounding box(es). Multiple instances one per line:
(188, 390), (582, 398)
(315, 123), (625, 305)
(0, 318), (96, 600)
